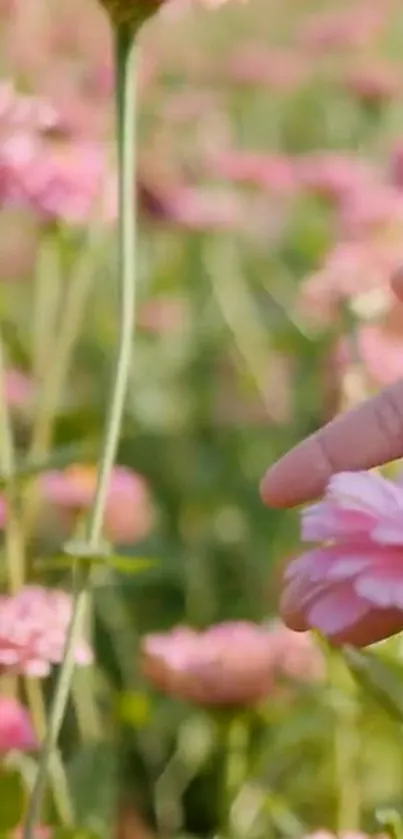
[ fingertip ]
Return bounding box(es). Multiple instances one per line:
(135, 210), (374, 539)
(260, 437), (330, 508)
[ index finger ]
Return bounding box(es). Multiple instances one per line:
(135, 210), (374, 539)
(260, 379), (403, 508)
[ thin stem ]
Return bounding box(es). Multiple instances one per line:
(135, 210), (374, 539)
(330, 654), (361, 831)
(22, 225), (104, 544)
(0, 334), (73, 822)
(0, 333), (25, 591)
(221, 714), (250, 839)
(24, 678), (73, 825)
(206, 238), (279, 424)
(22, 24), (138, 837)
(32, 228), (62, 382)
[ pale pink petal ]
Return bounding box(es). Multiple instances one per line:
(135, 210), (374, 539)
(307, 585), (370, 637)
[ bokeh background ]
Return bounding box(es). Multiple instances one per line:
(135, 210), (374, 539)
(3, 0), (403, 835)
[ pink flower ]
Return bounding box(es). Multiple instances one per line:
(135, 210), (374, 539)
(343, 62), (403, 105)
(142, 620), (322, 707)
(138, 298), (188, 334)
(339, 323), (403, 386)
(224, 46), (308, 91)
(3, 139), (110, 225)
(281, 471), (403, 646)
(43, 464), (154, 545)
(267, 620), (325, 684)
(299, 241), (401, 326)
(0, 586), (92, 676)
(211, 151), (297, 195)
(296, 153), (376, 204)
(4, 369), (35, 408)
(0, 696), (36, 752)
(340, 183), (403, 238)
(298, 6), (387, 52)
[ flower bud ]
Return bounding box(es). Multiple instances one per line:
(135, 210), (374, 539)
(97, 0), (163, 28)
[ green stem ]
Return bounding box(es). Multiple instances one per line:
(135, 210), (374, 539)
(22, 224), (104, 545)
(0, 333), (25, 591)
(0, 335), (73, 822)
(330, 653), (361, 831)
(221, 714), (250, 839)
(32, 228), (62, 383)
(22, 24), (138, 837)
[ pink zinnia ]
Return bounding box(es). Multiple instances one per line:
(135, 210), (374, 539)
(281, 471), (403, 646)
(142, 620), (322, 707)
(0, 586), (92, 676)
(339, 323), (403, 387)
(296, 153), (376, 204)
(43, 464), (154, 545)
(0, 696), (36, 752)
(212, 151), (297, 195)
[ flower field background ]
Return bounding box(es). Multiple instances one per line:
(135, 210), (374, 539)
(2, 0), (403, 835)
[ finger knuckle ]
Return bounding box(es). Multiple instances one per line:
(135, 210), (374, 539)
(374, 386), (403, 448)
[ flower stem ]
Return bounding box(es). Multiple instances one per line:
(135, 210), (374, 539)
(22, 23), (138, 836)
(221, 714), (250, 839)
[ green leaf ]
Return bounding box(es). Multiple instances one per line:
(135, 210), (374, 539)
(342, 646), (403, 722)
(35, 555), (156, 576)
(67, 742), (118, 837)
(0, 768), (26, 830)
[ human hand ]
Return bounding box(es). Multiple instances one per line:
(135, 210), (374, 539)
(261, 271), (403, 509)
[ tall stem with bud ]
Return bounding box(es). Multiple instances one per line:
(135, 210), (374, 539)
(23, 16), (139, 836)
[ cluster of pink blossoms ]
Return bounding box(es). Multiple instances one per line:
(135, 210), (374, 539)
(0, 585), (92, 676)
(142, 620), (323, 707)
(281, 470), (403, 647)
(0, 80), (112, 225)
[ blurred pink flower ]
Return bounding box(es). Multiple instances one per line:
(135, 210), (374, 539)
(142, 620), (322, 707)
(266, 620), (324, 684)
(299, 241), (402, 325)
(4, 369), (35, 408)
(211, 151), (297, 195)
(138, 297), (188, 334)
(43, 464), (154, 545)
(0, 696), (36, 752)
(2, 138), (110, 225)
(340, 183), (403, 238)
(296, 153), (376, 204)
(0, 81), (58, 134)
(281, 471), (403, 646)
(137, 178), (243, 231)
(298, 6), (387, 52)
(224, 46), (308, 91)
(163, 184), (244, 231)
(0, 586), (92, 676)
(343, 62), (403, 105)
(339, 323), (403, 386)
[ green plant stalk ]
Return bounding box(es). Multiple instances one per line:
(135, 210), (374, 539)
(0, 333), (25, 591)
(32, 227), (63, 383)
(0, 335), (73, 822)
(22, 225), (104, 544)
(330, 653), (361, 832)
(23, 23), (138, 837)
(221, 714), (250, 839)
